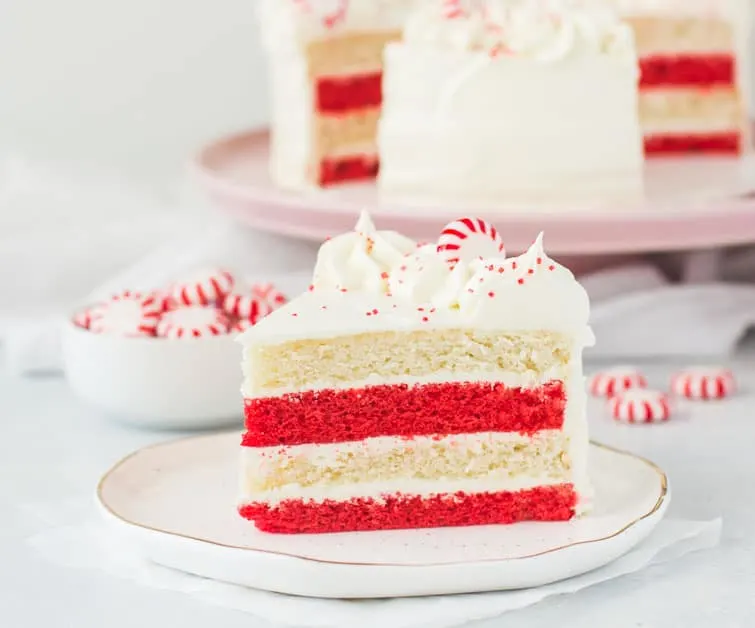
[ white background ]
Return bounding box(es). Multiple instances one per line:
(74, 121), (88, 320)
(0, 0), (269, 184)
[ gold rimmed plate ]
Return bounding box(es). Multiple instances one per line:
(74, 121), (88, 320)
(96, 432), (669, 598)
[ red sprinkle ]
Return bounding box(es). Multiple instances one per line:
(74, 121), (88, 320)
(488, 291), (495, 298)
(380, 272), (389, 280)
(528, 269), (534, 275)
(548, 265), (556, 271)
(422, 316), (429, 322)
(518, 278), (525, 285)
(291, 313), (299, 317)
(537, 257), (543, 264)
(340, 288), (348, 292)
(512, 261), (518, 269)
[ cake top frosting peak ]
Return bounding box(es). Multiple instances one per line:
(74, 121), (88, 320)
(240, 213), (593, 346)
(403, 0), (635, 62)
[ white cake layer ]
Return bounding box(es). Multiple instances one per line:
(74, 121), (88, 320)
(242, 366), (569, 397)
(378, 45), (644, 206)
(240, 432), (591, 514)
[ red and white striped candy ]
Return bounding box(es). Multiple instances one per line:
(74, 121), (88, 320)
(671, 367), (736, 400)
(589, 367), (647, 398)
(223, 291), (272, 324)
(156, 306), (231, 339)
(437, 217), (505, 265)
(233, 318), (255, 333)
(171, 269), (235, 307)
(609, 389), (671, 424)
(252, 282), (288, 307)
(89, 292), (163, 337)
(72, 307), (93, 330)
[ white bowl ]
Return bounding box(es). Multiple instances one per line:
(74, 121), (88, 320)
(61, 322), (243, 429)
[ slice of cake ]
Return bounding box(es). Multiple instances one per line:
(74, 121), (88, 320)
(237, 212), (594, 534)
(256, 0), (418, 189)
(607, 0), (752, 154)
(377, 0), (645, 207)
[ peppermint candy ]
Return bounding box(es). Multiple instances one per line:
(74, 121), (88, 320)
(72, 307), (92, 330)
(253, 282), (288, 307)
(223, 282), (287, 323)
(589, 367), (647, 398)
(156, 306), (231, 339)
(171, 269), (235, 307)
(223, 291), (272, 324)
(437, 217), (505, 266)
(671, 367), (736, 400)
(609, 389), (671, 424)
(233, 318), (255, 333)
(89, 292), (163, 337)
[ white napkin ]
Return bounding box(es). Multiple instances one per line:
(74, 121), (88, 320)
(21, 497), (720, 628)
(3, 156), (755, 374)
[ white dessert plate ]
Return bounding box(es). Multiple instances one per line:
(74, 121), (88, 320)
(96, 432), (669, 598)
(192, 129), (755, 255)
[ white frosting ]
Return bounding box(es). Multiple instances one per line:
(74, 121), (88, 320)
(377, 38), (643, 207)
(257, 0), (418, 49)
(404, 0), (636, 61)
(239, 214), (593, 345)
(593, 0), (744, 18)
(312, 210), (416, 292)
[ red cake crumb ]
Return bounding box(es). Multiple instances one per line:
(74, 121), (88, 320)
(639, 54), (735, 87)
(239, 484), (577, 533)
(644, 132), (741, 155)
(316, 73), (383, 113)
(319, 155), (380, 185)
(242, 381), (566, 447)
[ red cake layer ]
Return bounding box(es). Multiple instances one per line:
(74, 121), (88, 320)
(639, 54), (735, 88)
(243, 380), (566, 447)
(239, 484), (577, 533)
(318, 154), (379, 186)
(644, 132), (741, 155)
(316, 73), (383, 113)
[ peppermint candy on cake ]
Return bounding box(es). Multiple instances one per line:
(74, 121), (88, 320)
(437, 217), (505, 266)
(170, 269), (235, 307)
(156, 306), (231, 339)
(671, 367), (736, 400)
(589, 367), (647, 398)
(89, 291), (163, 337)
(609, 389), (671, 424)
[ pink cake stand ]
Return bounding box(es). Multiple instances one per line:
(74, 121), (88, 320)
(193, 129), (755, 281)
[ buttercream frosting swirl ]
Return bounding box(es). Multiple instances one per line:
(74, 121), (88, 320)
(404, 0), (635, 62)
(389, 244), (472, 307)
(311, 210), (416, 292)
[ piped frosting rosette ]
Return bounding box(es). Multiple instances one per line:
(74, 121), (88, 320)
(312, 210), (416, 293)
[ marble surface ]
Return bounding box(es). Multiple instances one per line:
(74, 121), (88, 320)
(2, 351), (754, 627)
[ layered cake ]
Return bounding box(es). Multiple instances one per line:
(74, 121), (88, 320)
(608, 0), (752, 154)
(238, 213), (594, 533)
(256, 0), (418, 189)
(377, 0), (645, 206)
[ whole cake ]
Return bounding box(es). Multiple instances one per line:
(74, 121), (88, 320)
(606, 0), (752, 154)
(378, 0), (645, 205)
(237, 213), (594, 533)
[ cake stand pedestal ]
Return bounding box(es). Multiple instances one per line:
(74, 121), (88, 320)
(193, 129), (755, 281)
